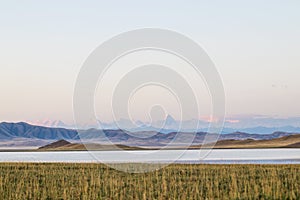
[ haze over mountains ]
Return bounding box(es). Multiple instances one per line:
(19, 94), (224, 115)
(1, 121), (300, 148)
(24, 115), (300, 134)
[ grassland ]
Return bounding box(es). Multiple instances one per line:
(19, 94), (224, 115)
(0, 163), (299, 199)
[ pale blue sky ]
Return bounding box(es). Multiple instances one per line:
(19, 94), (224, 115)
(0, 0), (300, 123)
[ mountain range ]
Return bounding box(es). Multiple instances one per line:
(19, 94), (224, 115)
(39, 134), (300, 150)
(25, 116), (300, 134)
(1, 122), (300, 148)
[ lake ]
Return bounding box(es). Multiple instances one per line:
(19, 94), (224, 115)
(0, 149), (299, 164)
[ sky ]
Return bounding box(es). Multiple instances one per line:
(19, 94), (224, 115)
(0, 0), (300, 125)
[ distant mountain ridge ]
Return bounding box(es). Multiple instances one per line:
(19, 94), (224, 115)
(40, 134), (300, 150)
(200, 134), (300, 149)
(0, 122), (300, 148)
(0, 122), (79, 140)
(24, 117), (300, 134)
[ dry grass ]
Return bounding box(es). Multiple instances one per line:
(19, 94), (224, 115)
(0, 163), (299, 199)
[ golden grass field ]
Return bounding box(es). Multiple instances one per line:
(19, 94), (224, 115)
(0, 163), (299, 199)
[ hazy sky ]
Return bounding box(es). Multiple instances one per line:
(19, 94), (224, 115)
(0, 0), (300, 123)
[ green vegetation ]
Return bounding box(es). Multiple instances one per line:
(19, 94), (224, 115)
(0, 163), (299, 199)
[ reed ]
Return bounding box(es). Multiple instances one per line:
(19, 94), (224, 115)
(0, 163), (299, 199)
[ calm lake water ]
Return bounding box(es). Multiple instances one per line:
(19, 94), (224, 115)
(0, 149), (299, 164)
